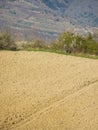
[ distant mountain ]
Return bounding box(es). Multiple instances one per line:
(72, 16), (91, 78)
(0, 0), (98, 41)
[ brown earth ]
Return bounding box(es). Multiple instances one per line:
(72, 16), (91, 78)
(0, 51), (98, 130)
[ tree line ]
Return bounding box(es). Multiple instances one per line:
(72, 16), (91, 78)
(0, 31), (98, 56)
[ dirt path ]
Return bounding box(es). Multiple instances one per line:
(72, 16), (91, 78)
(14, 81), (98, 130)
(0, 51), (98, 130)
(11, 80), (98, 130)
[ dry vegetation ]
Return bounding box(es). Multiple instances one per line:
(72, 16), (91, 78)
(0, 31), (98, 57)
(0, 32), (17, 50)
(0, 51), (98, 130)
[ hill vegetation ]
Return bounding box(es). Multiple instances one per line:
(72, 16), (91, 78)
(51, 32), (98, 55)
(0, 31), (98, 57)
(0, 32), (17, 50)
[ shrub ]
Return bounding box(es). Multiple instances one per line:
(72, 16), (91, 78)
(0, 32), (17, 50)
(32, 40), (44, 48)
(21, 39), (49, 49)
(51, 31), (98, 55)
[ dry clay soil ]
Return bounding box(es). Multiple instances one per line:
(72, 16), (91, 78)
(0, 51), (98, 130)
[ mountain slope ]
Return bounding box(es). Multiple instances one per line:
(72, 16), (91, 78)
(0, 0), (98, 41)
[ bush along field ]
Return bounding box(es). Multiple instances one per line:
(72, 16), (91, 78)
(51, 32), (98, 55)
(0, 32), (17, 50)
(0, 31), (98, 57)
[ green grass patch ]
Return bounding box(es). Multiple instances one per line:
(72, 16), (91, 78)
(23, 47), (98, 60)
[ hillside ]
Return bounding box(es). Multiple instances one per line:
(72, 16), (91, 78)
(0, 51), (98, 130)
(0, 0), (98, 41)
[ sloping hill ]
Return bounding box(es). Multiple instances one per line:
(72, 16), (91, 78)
(0, 51), (98, 130)
(65, 0), (98, 27)
(0, 0), (98, 40)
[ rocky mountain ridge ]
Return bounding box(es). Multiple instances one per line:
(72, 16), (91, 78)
(0, 0), (98, 41)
